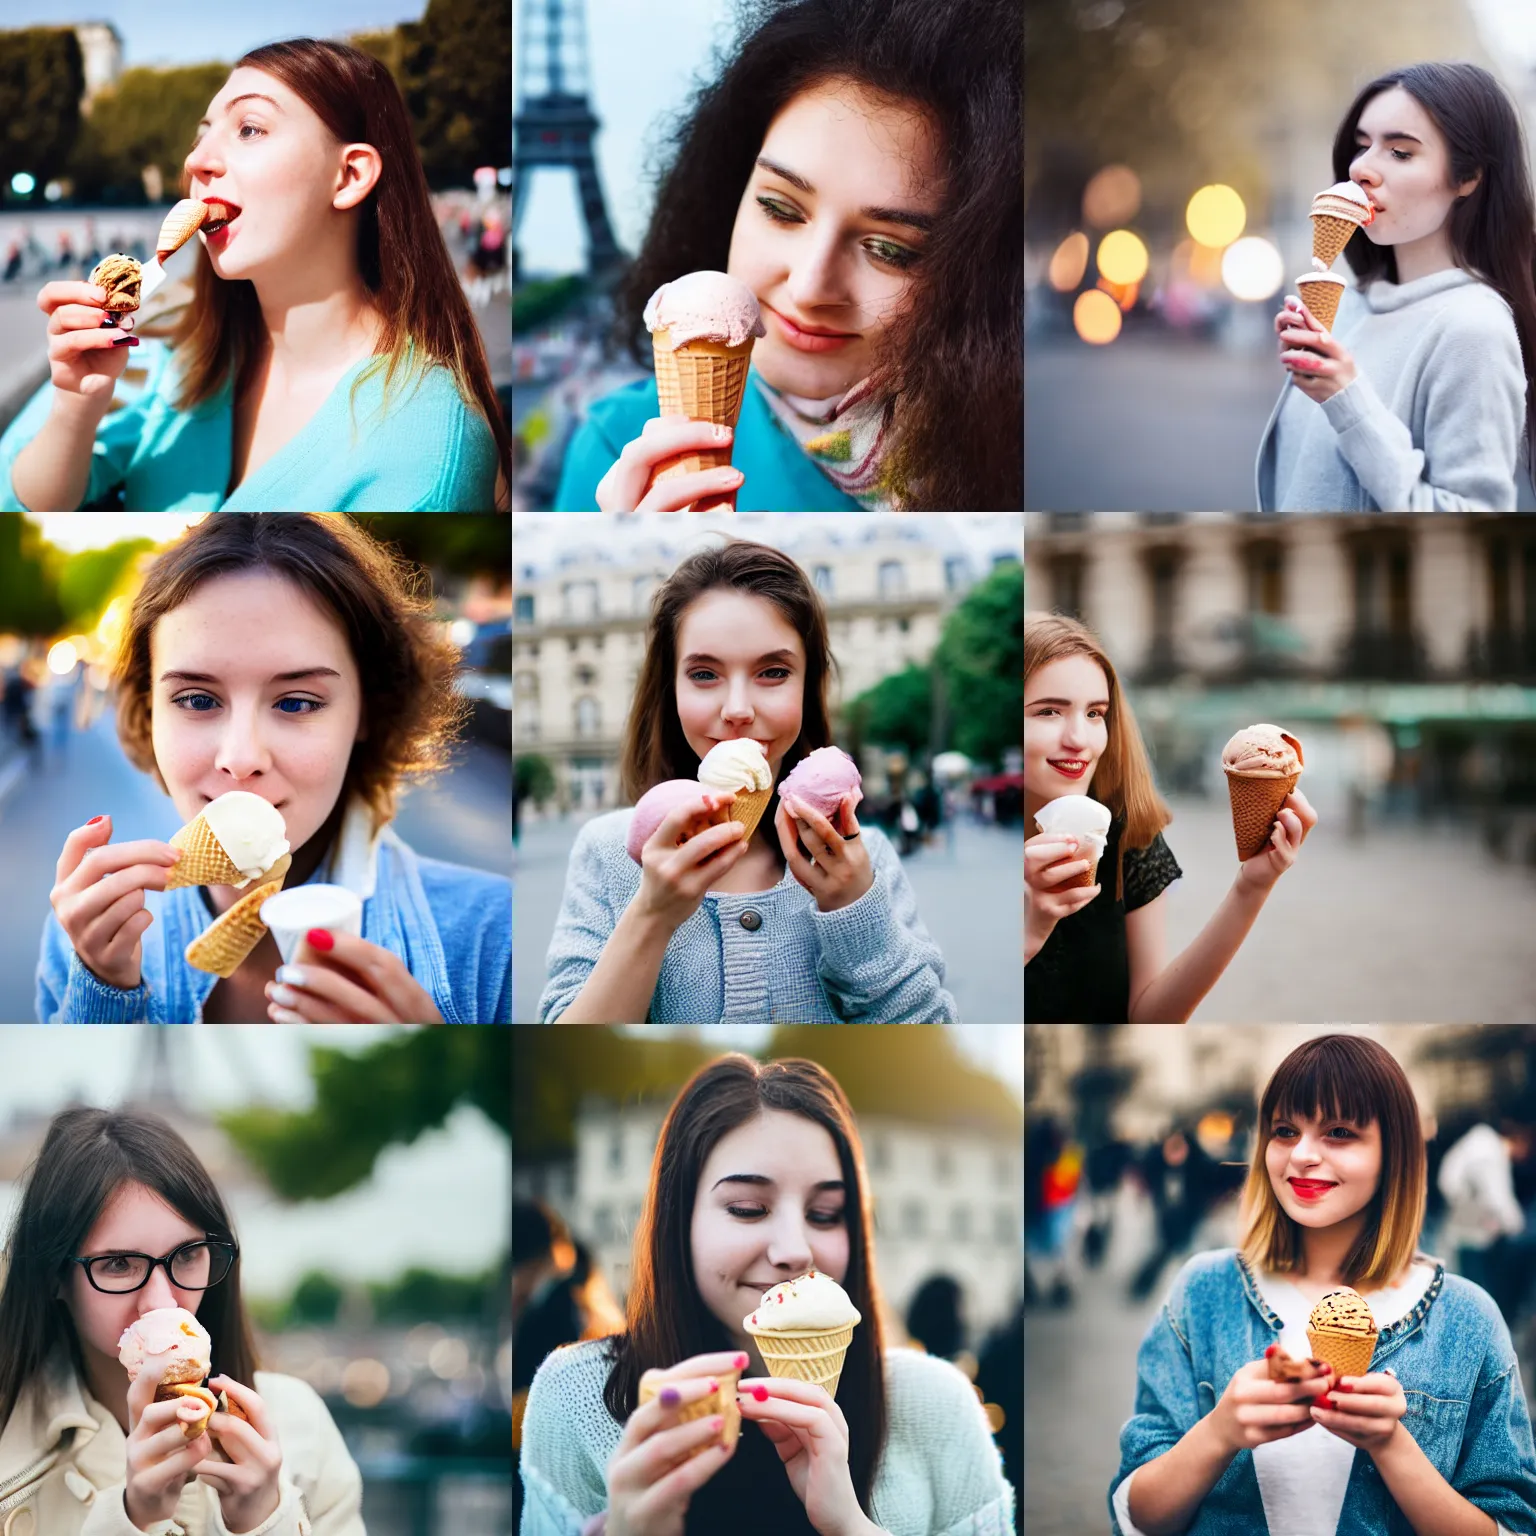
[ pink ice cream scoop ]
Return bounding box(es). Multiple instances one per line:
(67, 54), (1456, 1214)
(643, 270), (767, 349)
(780, 747), (863, 821)
(626, 779), (724, 864)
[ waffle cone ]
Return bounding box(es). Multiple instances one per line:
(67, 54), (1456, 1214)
(746, 1323), (856, 1399)
(1046, 851), (1100, 891)
(1227, 771), (1300, 861)
(638, 1371), (741, 1456)
(184, 863), (289, 979)
(166, 812), (248, 888)
(726, 785), (774, 842)
(157, 200), (208, 258)
(650, 330), (755, 484)
(1306, 1326), (1377, 1381)
(1297, 277), (1343, 331)
(1310, 213), (1359, 269)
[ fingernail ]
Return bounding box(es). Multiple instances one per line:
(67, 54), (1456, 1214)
(714, 424), (731, 441)
(660, 1386), (681, 1407)
(710, 1415), (724, 1431)
(306, 928), (335, 951)
(1338, 1382), (1353, 1392)
(1312, 1393), (1332, 1409)
(735, 1353), (749, 1368)
(718, 468), (743, 483)
(112, 336), (139, 347)
(1264, 1344), (1278, 1358)
(270, 984), (298, 1008)
(750, 1385), (768, 1401)
(707, 1379), (719, 1392)
(87, 815), (105, 826)
(275, 965), (307, 988)
(269, 1006), (305, 1023)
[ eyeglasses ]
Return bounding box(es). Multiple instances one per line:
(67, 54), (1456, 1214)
(70, 1240), (238, 1295)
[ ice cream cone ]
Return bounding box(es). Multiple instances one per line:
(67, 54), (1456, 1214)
(727, 785), (774, 841)
(651, 329), (754, 481)
(1227, 771), (1300, 861)
(1047, 852), (1100, 890)
(1311, 213), (1358, 269)
(1306, 1325), (1377, 1382)
(639, 1371), (741, 1455)
(1297, 275), (1344, 331)
(748, 1323), (857, 1398)
(165, 811), (249, 889)
(156, 199), (207, 259)
(156, 1382), (217, 1439)
(184, 869), (287, 978)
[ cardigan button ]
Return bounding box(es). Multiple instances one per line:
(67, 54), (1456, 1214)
(739, 909), (762, 931)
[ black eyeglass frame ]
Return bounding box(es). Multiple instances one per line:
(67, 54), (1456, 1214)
(68, 1239), (239, 1295)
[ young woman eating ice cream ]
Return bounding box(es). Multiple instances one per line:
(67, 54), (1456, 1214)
(1025, 613), (1316, 1023)
(38, 513), (510, 1023)
(554, 0), (1021, 512)
(520, 1053), (1014, 1534)
(1259, 61), (1536, 511)
(0, 1103), (363, 1534)
(539, 539), (954, 1023)
(0, 38), (507, 512)
(1111, 1033), (1536, 1536)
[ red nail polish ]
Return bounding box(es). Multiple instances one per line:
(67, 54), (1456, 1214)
(735, 1353), (749, 1369)
(750, 1385), (768, 1401)
(306, 928), (335, 951)
(1312, 1393), (1332, 1409)
(87, 815), (105, 826)
(708, 1379), (719, 1392)
(1264, 1344), (1278, 1358)
(1338, 1382), (1353, 1392)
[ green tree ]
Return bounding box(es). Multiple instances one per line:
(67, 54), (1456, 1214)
(934, 563), (1022, 766)
(349, 514), (510, 577)
(401, 0), (512, 186)
(0, 29), (83, 194)
(515, 753), (556, 805)
(371, 1265), (494, 1321)
(56, 540), (156, 628)
(288, 1270), (345, 1325)
(849, 664), (932, 757)
(0, 516), (66, 636)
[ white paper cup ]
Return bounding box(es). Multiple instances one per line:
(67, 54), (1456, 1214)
(259, 884), (363, 964)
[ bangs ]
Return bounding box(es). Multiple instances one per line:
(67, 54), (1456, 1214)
(1262, 1038), (1384, 1134)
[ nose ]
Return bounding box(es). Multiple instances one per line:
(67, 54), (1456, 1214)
(184, 132), (225, 189)
(721, 676), (755, 724)
(783, 229), (852, 316)
(1059, 714), (1089, 752)
(762, 1215), (815, 1276)
(139, 1268), (180, 1309)
(212, 700), (275, 781)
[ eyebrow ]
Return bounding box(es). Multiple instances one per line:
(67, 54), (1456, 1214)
(754, 156), (936, 232)
(1354, 130), (1422, 145)
(682, 649), (799, 668)
(198, 92), (282, 128)
(711, 1174), (846, 1193)
(158, 667), (342, 685)
(1026, 696), (1111, 708)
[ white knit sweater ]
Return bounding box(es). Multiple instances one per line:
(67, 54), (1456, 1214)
(519, 1338), (1016, 1536)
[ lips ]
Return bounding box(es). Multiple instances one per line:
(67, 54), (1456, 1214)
(200, 198), (240, 230)
(1049, 759), (1089, 779)
(765, 304), (858, 353)
(1288, 1178), (1337, 1199)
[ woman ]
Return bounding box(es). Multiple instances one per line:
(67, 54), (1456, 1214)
(1110, 1033), (1536, 1535)
(0, 39), (508, 512)
(0, 1104), (364, 1534)
(554, 0), (1021, 513)
(538, 539), (954, 1023)
(1024, 613), (1316, 1022)
(37, 514), (510, 1023)
(1258, 62), (1536, 511)
(519, 1053), (1015, 1534)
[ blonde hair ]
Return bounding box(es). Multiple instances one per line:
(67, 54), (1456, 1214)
(1239, 1034), (1426, 1288)
(1024, 611), (1171, 899)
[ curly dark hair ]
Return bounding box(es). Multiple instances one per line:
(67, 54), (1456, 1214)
(113, 513), (470, 833)
(615, 0), (1022, 510)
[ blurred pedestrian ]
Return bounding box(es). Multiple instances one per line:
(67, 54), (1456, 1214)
(905, 1274), (966, 1362)
(520, 1053), (1015, 1534)
(2, 661), (42, 770)
(1026, 1115), (1081, 1308)
(3, 240), (21, 283)
(1026, 613), (1318, 1022)
(1437, 1116), (1528, 1319)
(1110, 1033), (1536, 1535)
(1128, 1127), (1222, 1302)
(513, 1199), (578, 1532)
(975, 1301), (1022, 1533)
(0, 1105), (364, 1534)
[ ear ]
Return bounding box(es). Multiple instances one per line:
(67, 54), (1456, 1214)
(1456, 169), (1482, 200)
(334, 143), (383, 211)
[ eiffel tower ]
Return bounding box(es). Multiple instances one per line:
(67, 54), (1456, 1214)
(512, 0), (622, 281)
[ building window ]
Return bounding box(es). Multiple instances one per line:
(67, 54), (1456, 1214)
(514, 593), (535, 624)
(813, 565), (834, 597)
(562, 580), (599, 622)
(1047, 512), (1086, 532)
(903, 1202), (925, 1239)
(1142, 547), (1183, 679)
(609, 1129), (624, 1173)
(1343, 534), (1419, 678)
(994, 1207), (1017, 1246)
(878, 560), (906, 597)
(633, 575), (655, 614)
(944, 556), (968, 591)
(514, 672), (537, 697)
(934, 1146), (953, 1182)
(950, 1205), (971, 1242)
(1048, 553), (1086, 618)
(897, 616), (910, 634)
(575, 664), (597, 686)
(1244, 540), (1285, 615)
(515, 708), (539, 741)
(575, 697), (600, 736)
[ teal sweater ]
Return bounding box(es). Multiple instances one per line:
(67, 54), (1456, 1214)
(0, 338), (500, 511)
(554, 370), (863, 511)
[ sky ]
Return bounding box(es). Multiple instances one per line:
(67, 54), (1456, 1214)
(27, 513), (206, 553)
(1467, 0), (1536, 69)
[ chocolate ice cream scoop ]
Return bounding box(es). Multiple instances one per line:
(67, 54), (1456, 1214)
(89, 253), (142, 315)
(1308, 1288), (1377, 1336)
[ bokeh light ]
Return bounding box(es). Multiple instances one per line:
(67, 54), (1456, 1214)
(340, 1358), (391, 1409)
(1097, 277), (1140, 312)
(1073, 288), (1123, 345)
(1186, 185), (1247, 249)
(1221, 236), (1285, 302)
(1096, 230), (1148, 285)
(46, 640), (80, 675)
(1171, 238), (1226, 288)
(1048, 232), (1090, 293)
(1082, 164), (1142, 229)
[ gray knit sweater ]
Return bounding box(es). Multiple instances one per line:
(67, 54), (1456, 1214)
(1255, 267), (1526, 511)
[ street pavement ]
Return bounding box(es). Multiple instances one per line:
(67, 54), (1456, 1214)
(513, 813), (1023, 1024)
(0, 709), (512, 1024)
(1158, 793), (1536, 1022)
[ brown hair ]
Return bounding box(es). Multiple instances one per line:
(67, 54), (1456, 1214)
(601, 1054), (888, 1531)
(1239, 1035), (1427, 1289)
(161, 39), (510, 508)
(619, 539), (838, 838)
(113, 513), (469, 835)
(1024, 611), (1170, 899)
(0, 1107), (260, 1431)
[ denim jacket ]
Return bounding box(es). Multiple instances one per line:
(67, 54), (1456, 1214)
(35, 796), (511, 1023)
(1110, 1248), (1536, 1535)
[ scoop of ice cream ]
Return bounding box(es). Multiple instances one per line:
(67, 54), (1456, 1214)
(780, 747), (863, 820)
(644, 270), (766, 349)
(743, 1270), (861, 1333)
(697, 738), (773, 793)
(90, 254), (143, 314)
(626, 779), (720, 864)
(1310, 181), (1375, 227)
(1308, 1288), (1377, 1337)
(1034, 794), (1111, 863)
(1221, 725), (1304, 778)
(117, 1306), (211, 1383)
(202, 790), (291, 885)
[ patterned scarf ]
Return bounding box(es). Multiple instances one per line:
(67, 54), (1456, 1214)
(752, 373), (901, 511)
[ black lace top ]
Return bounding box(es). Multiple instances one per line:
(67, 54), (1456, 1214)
(1025, 817), (1182, 1023)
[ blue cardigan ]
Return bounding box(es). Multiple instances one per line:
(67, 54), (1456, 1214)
(0, 338), (500, 511)
(553, 372), (863, 511)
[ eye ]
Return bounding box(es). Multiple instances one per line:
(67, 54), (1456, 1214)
(1391, 149), (1411, 162)
(762, 667), (791, 680)
(864, 238), (920, 271)
(725, 1205), (844, 1227)
(171, 693), (325, 715)
(238, 122), (266, 141)
(686, 669), (717, 683)
(756, 195), (803, 226)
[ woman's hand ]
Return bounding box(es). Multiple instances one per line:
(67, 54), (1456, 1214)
(607, 1352), (744, 1536)
(1276, 295), (1358, 404)
(51, 815), (182, 991)
(1025, 831), (1099, 960)
(1234, 790), (1318, 895)
(192, 1375), (283, 1533)
(38, 279), (138, 401)
(596, 415), (745, 512)
(123, 1362), (217, 1532)
(265, 929), (445, 1023)
(776, 794), (873, 914)
(1210, 1357), (1336, 1454)
(632, 791), (751, 933)
(1310, 1369), (1408, 1455)
(737, 1376), (868, 1536)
